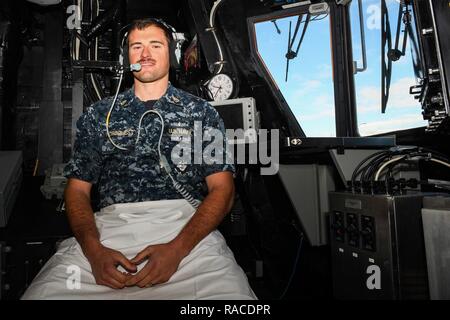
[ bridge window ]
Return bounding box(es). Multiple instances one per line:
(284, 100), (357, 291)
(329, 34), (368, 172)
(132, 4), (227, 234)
(350, 0), (427, 136)
(254, 9), (336, 137)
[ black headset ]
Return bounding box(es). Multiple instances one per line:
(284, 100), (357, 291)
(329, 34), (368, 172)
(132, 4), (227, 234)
(119, 18), (181, 71)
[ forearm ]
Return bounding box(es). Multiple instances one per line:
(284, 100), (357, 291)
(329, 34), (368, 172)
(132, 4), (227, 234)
(65, 188), (102, 258)
(170, 186), (234, 258)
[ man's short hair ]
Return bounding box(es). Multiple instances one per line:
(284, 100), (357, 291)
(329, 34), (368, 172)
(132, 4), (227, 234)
(128, 18), (173, 46)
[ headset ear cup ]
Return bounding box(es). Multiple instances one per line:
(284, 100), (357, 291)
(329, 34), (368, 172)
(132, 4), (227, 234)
(169, 41), (180, 70)
(123, 44), (130, 70)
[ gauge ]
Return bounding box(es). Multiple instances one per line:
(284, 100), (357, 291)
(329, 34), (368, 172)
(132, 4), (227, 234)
(207, 73), (234, 101)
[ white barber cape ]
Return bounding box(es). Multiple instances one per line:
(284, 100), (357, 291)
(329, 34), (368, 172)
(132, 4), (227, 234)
(22, 199), (257, 300)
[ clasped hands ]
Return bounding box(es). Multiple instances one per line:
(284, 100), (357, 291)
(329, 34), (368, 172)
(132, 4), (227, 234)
(87, 242), (184, 289)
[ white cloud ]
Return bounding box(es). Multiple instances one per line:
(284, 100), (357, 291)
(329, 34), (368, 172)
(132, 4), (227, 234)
(356, 77), (420, 113)
(317, 64), (332, 80)
(359, 113), (425, 136)
(288, 79), (323, 100)
(295, 94), (335, 121)
(300, 108), (335, 121)
(357, 85), (380, 113)
(291, 73), (304, 82)
(389, 77), (420, 108)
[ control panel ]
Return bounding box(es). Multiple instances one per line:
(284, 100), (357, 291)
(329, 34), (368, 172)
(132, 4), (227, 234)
(328, 192), (429, 300)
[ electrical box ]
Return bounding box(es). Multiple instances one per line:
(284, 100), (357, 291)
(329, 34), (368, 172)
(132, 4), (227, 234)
(329, 192), (429, 300)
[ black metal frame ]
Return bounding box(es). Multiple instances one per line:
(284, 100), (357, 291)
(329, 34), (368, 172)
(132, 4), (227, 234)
(330, 2), (359, 137)
(284, 136), (396, 149)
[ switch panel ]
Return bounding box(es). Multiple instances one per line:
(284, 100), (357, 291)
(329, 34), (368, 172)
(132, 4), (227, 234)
(361, 215), (376, 252)
(332, 211), (345, 242)
(346, 213), (360, 248)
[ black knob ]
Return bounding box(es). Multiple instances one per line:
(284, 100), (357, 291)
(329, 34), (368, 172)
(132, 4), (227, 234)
(361, 227), (372, 236)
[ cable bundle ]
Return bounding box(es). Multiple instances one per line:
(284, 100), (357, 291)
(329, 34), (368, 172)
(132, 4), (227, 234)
(349, 146), (450, 195)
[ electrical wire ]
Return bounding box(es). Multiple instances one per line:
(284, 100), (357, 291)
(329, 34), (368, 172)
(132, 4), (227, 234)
(311, 13), (329, 22)
(105, 72), (126, 150)
(135, 110), (163, 147)
(420, 147), (450, 162)
(351, 151), (387, 182)
(281, 12), (328, 31)
(375, 155), (406, 181)
(359, 147), (418, 184)
(279, 233), (303, 300)
(75, 32), (80, 60)
(90, 73), (102, 100)
(374, 155), (450, 181)
(362, 152), (398, 183)
(430, 158), (450, 170)
(350, 150), (389, 189)
(351, 146), (450, 194)
(364, 149), (412, 183)
(209, 0), (225, 74)
(75, 0), (82, 60)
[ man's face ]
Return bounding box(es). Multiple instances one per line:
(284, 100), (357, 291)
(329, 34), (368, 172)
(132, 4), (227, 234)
(128, 25), (170, 83)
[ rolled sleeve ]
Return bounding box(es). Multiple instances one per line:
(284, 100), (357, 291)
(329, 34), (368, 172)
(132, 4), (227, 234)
(64, 107), (103, 184)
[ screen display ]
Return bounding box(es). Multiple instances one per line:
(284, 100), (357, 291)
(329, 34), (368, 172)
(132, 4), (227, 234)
(213, 104), (245, 130)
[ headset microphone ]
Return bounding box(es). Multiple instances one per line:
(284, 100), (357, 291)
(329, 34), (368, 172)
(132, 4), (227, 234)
(114, 63), (141, 73)
(129, 63), (142, 72)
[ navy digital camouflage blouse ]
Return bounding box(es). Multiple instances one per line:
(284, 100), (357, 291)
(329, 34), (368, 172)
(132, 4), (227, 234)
(64, 84), (234, 209)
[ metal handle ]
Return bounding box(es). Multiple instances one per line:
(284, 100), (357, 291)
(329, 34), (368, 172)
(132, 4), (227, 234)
(354, 0), (367, 74)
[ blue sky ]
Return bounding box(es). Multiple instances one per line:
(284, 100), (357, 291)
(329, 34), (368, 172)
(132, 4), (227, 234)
(255, 0), (427, 137)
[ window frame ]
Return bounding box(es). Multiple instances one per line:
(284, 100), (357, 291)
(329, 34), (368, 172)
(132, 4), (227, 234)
(247, 2), (359, 137)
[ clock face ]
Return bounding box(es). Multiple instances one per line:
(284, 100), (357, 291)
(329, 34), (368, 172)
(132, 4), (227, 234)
(207, 74), (234, 101)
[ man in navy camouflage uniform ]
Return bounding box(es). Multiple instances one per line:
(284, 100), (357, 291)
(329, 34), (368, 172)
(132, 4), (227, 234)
(65, 79), (230, 210)
(56, 18), (252, 294)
